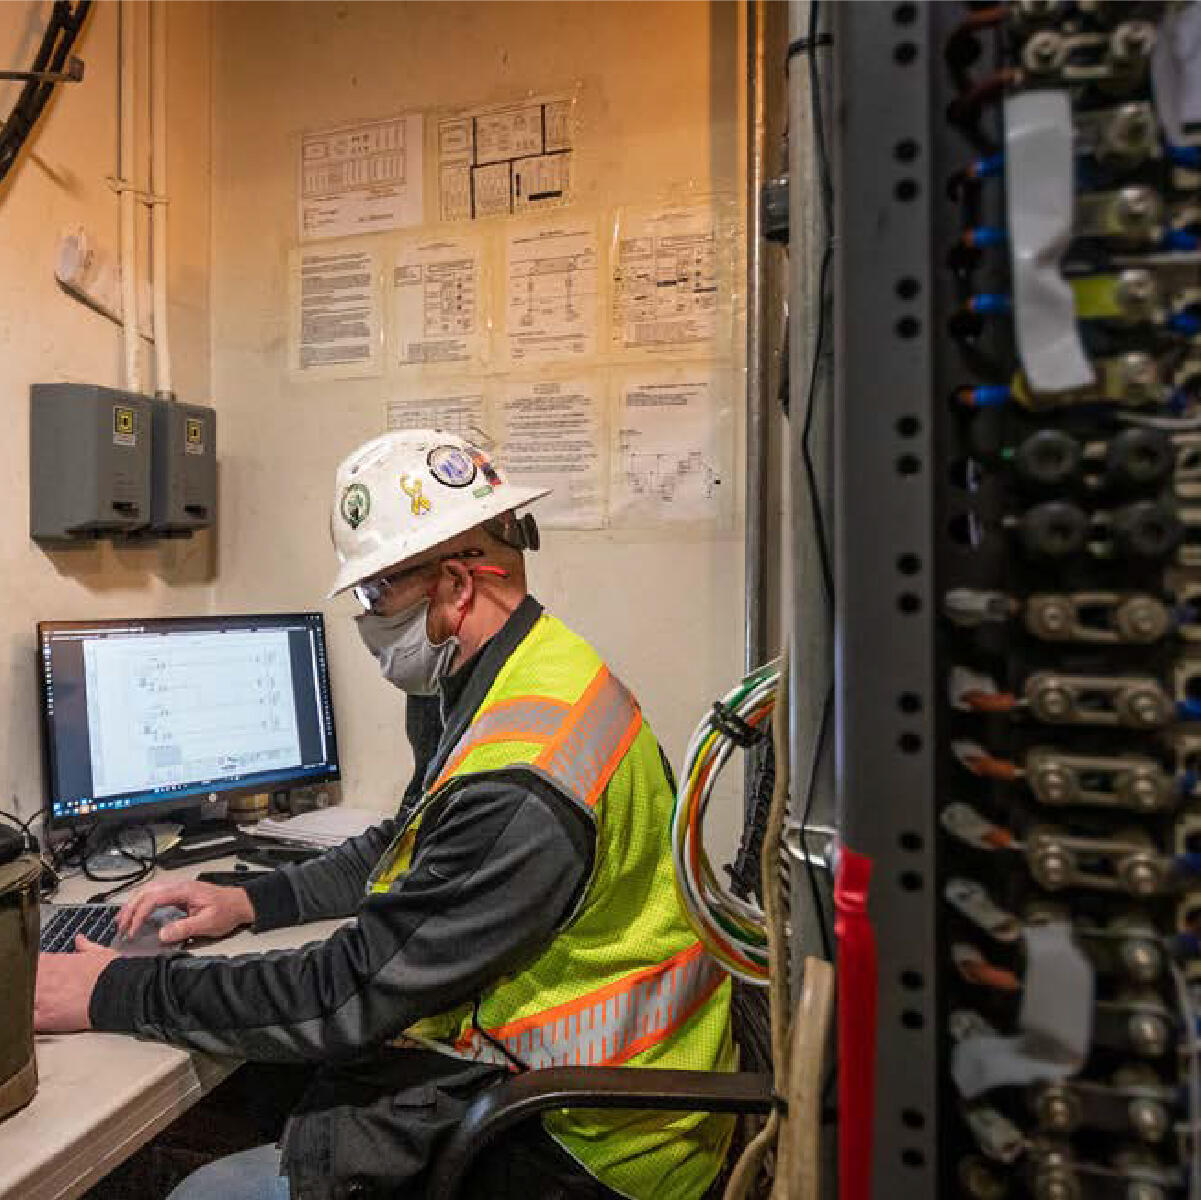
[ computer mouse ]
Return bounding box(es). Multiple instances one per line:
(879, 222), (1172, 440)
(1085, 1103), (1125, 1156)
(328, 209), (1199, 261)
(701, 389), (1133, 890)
(111, 904), (189, 955)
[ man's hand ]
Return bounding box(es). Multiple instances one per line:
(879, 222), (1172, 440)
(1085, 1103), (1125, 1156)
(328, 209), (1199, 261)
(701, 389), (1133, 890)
(118, 879), (256, 945)
(35, 938), (118, 1033)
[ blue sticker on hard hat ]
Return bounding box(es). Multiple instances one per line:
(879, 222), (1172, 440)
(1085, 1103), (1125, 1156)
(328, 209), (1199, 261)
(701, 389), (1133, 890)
(427, 445), (477, 489)
(400, 475), (432, 516)
(340, 482), (371, 529)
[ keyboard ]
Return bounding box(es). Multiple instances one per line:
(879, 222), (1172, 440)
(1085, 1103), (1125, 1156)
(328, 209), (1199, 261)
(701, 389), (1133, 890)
(40, 904), (121, 953)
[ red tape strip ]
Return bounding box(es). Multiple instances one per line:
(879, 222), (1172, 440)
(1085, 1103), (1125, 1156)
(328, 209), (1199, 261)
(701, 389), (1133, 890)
(835, 847), (877, 1200)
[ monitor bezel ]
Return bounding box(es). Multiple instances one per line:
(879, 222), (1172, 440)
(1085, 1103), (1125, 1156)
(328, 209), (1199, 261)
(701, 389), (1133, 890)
(38, 611), (341, 831)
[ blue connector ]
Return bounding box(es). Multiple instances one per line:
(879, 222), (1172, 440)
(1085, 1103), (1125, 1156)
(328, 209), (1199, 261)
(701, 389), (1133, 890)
(1169, 310), (1201, 337)
(970, 154), (1004, 179)
(964, 226), (1007, 249)
(1163, 229), (1200, 253)
(1168, 144), (1201, 170)
(968, 293), (1012, 316)
(1178, 698), (1201, 721)
(958, 384), (1011, 408)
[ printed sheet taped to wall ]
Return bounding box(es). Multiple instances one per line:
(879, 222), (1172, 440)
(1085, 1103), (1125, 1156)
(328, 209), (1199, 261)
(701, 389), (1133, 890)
(611, 206), (719, 352)
(499, 378), (605, 529)
(506, 222), (598, 363)
(438, 95), (573, 222)
(385, 394), (490, 447)
(291, 246), (382, 378)
(610, 370), (726, 525)
(300, 114), (424, 240)
(393, 235), (487, 366)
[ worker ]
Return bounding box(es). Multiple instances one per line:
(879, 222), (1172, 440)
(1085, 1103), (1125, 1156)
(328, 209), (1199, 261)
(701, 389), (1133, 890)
(35, 430), (736, 1200)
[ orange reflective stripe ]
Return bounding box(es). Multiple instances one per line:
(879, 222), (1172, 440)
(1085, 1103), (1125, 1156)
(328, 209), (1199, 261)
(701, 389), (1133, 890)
(432, 696), (571, 791)
(431, 668), (641, 810)
(534, 667), (641, 808)
(455, 941), (726, 1069)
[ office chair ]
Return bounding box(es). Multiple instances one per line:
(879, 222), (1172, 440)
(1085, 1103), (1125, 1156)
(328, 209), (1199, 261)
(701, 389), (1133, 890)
(426, 982), (776, 1199)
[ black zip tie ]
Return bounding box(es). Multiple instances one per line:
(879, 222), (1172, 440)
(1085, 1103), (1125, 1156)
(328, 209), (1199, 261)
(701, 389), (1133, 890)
(786, 32), (832, 69)
(711, 700), (766, 749)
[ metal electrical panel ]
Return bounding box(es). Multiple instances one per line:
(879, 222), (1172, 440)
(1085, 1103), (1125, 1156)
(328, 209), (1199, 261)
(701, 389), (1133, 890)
(30, 383), (152, 541)
(150, 400), (216, 535)
(832, 2), (1200, 1197)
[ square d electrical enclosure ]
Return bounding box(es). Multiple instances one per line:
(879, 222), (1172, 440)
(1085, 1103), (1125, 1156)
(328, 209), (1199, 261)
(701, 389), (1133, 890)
(150, 399), (216, 535)
(30, 383), (153, 541)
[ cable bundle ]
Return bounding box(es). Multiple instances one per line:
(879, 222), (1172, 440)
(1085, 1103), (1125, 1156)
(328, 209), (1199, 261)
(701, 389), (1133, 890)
(0, 2), (92, 188)
(672, 658), (781, 984)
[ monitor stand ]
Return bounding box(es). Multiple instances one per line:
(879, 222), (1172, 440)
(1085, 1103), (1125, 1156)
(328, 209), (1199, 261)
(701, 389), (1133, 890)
(159, 816), (247, 868)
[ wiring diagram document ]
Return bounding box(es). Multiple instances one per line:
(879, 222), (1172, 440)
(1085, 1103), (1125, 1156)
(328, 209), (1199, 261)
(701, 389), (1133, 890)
(290, 246), (382, 377)
(610, 371), (727, 525)
(393, 235), (486, 366)
(611, 206), (719, 352)
(300, 113), (423, 240)
(385, 392), (491, 446)
(505, 222), (598, 363)
(84, 632), (301, 798)
(438, 95), (573, 221)
(499, 378), (604, 529)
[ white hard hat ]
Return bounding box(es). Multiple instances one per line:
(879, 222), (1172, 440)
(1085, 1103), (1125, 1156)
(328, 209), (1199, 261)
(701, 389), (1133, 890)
(328, 429), (549, 598)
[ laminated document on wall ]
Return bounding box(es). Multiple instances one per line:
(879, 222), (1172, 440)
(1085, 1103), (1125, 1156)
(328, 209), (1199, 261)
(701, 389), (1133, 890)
(299, 113), (423, 241)
(392, 234), (488, 367)
(384, 390), (493, 447)
(438, 94), (575, 222)
(498, 377), (605, 529)
(289, 243), (383, 379)
(505, 220), (599, 363)
(610, 205), (719, 353)
(610, 367), (731, 527)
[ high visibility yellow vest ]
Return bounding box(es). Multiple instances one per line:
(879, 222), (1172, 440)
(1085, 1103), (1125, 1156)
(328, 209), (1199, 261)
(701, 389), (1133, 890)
(367, 613), (736, 1198)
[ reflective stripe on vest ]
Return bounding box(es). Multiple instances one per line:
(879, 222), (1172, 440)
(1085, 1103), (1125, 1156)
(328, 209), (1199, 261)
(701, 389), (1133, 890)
(453, 940), (725, 1069)
(432, 666), (641, 808)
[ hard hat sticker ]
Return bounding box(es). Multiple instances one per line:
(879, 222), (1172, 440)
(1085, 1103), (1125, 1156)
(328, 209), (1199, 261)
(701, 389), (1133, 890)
(427, 445), (477, 489)
(401, 475), (432, 516)
(340, 482), (371, 529)
(469, 447), (502, 487)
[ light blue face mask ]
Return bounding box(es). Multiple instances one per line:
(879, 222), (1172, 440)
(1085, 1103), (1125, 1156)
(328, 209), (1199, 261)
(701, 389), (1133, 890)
(354, 599), (459, 696)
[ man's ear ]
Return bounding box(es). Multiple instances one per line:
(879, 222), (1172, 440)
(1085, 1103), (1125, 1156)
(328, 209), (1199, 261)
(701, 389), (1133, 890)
(443, 559), (475, 611)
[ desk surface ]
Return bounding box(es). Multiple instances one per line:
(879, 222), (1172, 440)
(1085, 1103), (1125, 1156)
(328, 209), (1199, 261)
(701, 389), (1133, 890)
(0, 860), (340, 1200)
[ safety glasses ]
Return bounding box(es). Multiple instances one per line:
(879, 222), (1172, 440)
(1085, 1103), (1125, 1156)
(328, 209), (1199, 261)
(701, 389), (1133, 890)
(353, 549), (507, 613)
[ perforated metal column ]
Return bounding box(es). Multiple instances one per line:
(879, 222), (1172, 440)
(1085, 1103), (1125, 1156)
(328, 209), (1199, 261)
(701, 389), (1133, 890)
(830, 2), (939, 1192)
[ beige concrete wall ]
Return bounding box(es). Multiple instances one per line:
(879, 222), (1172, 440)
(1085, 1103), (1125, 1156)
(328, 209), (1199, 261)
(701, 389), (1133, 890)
(210, 1), (748, 835)
(0, 1), (213, 822)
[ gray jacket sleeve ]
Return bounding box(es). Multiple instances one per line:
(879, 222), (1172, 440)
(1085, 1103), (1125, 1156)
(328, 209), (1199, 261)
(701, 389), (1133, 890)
(242, 820), (402, 930)
(89, 778), (594, 1062)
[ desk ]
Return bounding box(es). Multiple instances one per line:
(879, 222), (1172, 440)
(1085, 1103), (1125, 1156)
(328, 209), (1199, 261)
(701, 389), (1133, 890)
(0, 861), (341, 1199)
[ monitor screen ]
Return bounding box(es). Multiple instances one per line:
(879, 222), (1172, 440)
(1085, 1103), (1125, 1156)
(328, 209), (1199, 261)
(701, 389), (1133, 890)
(39, 613), (340, 825)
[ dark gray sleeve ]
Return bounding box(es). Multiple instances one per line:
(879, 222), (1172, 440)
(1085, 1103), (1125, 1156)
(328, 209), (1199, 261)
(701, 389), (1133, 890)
(90, 780), (594, 1062)
(243, 819), (402, 931)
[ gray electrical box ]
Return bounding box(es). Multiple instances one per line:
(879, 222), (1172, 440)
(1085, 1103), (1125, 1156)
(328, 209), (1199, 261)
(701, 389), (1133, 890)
(150, 400), (216, 535)
(30, 383), (152, 542)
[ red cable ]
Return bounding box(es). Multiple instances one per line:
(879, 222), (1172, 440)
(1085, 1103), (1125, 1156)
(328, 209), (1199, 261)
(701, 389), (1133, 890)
(835, 848), (877, 1200)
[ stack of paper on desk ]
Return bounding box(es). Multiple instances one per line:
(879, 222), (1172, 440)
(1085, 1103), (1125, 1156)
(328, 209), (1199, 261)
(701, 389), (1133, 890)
(253, 807), (381, 849)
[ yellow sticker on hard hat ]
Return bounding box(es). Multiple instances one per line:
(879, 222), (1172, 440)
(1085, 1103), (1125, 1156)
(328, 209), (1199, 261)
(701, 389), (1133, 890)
(400, 475), (432, 516)
(340, 482), (370, 529)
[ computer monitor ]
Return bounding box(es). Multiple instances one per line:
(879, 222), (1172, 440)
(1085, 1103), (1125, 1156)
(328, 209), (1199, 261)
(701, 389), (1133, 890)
(38, 613), (340, 828)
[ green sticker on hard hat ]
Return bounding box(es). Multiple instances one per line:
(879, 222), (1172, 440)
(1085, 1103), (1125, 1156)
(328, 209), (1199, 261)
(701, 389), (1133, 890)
(340, 482), (371, 529)
(427, 445), (477, 489)
(472, 483), (494, 499)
